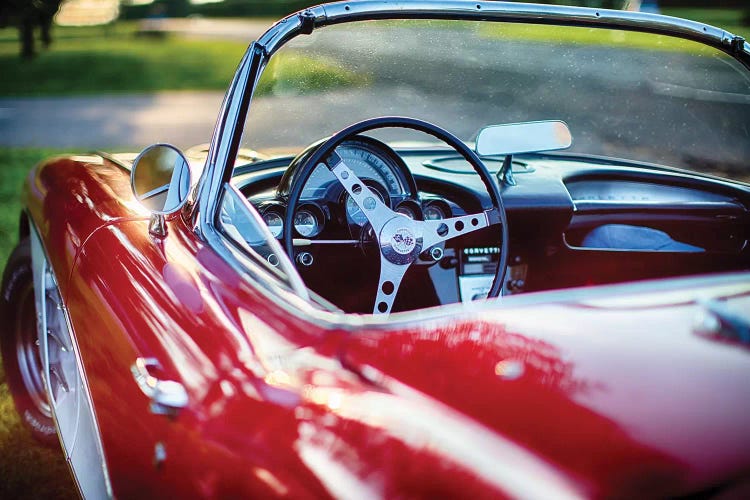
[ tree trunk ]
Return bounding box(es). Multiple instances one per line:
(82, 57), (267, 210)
(20, 16), (35, 59)
(40, 14), (53, 48)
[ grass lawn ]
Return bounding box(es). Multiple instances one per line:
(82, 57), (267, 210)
(0, 22), (247, 96)
(0, 149), (66, 266)
(1, 21), (368, 98)
(0, 148), (78, 499)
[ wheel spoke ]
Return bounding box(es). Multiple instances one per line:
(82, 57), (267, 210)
(327, 152), (396, 235)
(421, 209), (500, 249)
(373, 256), (410, 315)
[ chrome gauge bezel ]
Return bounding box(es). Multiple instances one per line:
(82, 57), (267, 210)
(423, 199), (452, 221)
(395, 200), (422, 220)
(260, 202), (286, 239)
(294, 203), (325, 238)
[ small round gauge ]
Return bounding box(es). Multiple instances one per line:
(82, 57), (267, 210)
(294, 209), (320, 237)
(263, 211), (284, 238)
(346, 188), (385, 226)
(397, 205), (415, 219)
(395, 201), (421, 220)
(424, 203), (448, 221)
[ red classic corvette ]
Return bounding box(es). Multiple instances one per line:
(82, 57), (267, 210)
(2, 1), (750, 498)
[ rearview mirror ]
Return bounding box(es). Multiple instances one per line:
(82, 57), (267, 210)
(131, 144), (192, 214)
(475, 120), (572, 157)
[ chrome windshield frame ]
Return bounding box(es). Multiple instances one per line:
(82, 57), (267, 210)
(193, 0), (750, 310)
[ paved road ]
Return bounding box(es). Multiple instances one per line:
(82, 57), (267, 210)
(0, 91), (224, 150)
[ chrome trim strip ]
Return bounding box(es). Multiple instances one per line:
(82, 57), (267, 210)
(95, 151), (131, 172)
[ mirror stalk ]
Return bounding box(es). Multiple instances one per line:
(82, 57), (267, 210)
(497, 155), (517, 187)
(149, 214), (167, 238)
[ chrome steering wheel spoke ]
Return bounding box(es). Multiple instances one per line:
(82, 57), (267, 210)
(421, 209), (499, 249)
(373, 256), (410, 315)
(327, 151), (396, 234)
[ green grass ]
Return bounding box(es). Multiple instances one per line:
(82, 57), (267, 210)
(0, 377), (76, 499)
(0, 23), (247, 96)
(256, 51), (371, 97)
(479, 23), (720, 55)
(0, 21), (368, 97)
(0, 148), (77, 498)
(0, 149), (63, 267)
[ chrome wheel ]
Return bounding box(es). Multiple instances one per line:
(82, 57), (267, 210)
(42, 271), (82, 444)
(14, 285), (51, 418)
(1, 238), (57, 444)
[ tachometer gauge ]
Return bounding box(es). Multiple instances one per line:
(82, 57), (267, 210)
(294, 209), (320, 237)
(395, 200), (421, 220)
(263, 211), (284, 238)
(424, 203), (448, 221)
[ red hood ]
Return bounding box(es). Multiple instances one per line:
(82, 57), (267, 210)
(340, 279), (750, 497)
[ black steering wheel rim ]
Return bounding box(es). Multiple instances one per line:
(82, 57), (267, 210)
(283, 116), (509, 304)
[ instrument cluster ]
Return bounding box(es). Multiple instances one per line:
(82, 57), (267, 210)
(259, 193), (454, 240)
(257, 136), (455, 240)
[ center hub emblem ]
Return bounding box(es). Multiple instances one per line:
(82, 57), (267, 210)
(392, 228), (416, 255)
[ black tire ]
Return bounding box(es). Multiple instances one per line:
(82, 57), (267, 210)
(0, 238), (58, 446)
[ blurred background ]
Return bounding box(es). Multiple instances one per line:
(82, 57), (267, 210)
(0, 1), (748, 498)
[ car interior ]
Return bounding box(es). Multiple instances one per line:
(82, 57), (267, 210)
(225, 122), (750, 315)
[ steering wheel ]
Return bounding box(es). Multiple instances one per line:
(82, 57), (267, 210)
(284, 117), (508, 316)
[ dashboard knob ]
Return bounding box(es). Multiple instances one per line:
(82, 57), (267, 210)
(296, 252), (314, 267)
(421, 246), (444, 262)
(507, 279), (525, 292)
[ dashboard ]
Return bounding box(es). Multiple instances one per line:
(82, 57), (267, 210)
(251, 136), (458, 252)
(232, 137), (750, 313)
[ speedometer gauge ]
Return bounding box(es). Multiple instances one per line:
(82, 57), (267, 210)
(291, 136), (411, 201)
(336, 140), (403, 196)
(346, 188), (384, 226)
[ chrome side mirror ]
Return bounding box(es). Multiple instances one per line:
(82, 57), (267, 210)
(131, 144), (192, 215)
(475, 120), (572, 157)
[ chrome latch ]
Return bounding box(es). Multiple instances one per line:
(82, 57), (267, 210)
(131, 357), (188, 416)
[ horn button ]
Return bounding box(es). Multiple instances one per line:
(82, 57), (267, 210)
(380, 216), (423, 265)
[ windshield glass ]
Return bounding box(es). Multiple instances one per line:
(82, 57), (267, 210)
(242, 18), (749, 181)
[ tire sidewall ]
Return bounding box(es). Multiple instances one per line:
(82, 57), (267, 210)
(1, 238), (58, 445)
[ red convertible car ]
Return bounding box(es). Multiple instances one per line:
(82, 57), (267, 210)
(2, 1), (749, 498)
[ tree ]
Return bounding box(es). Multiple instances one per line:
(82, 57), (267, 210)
(0, 0), (64, 59)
